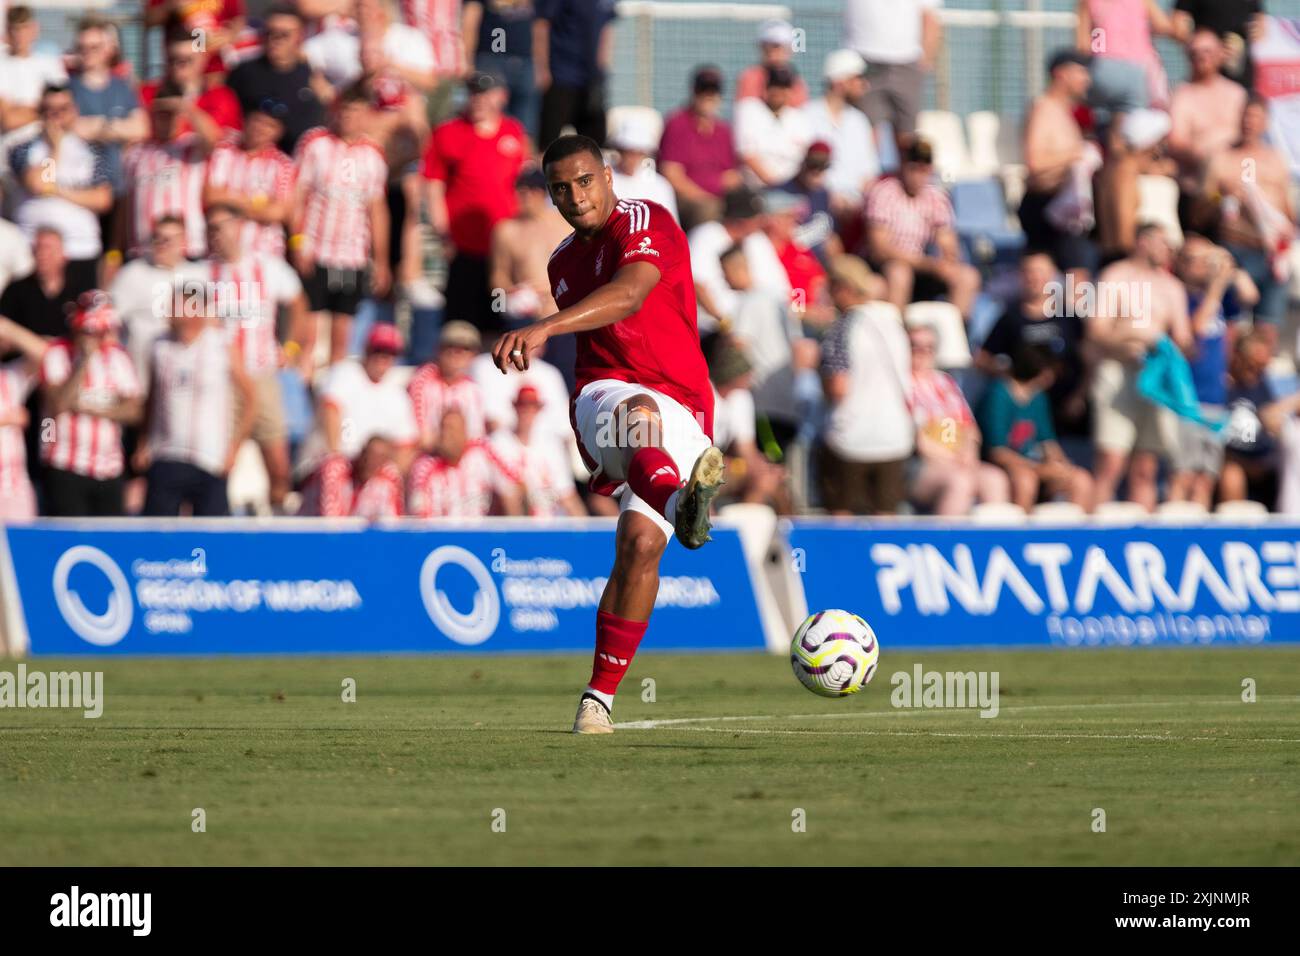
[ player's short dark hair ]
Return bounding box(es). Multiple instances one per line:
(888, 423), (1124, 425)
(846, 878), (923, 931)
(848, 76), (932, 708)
(541, 134), (605, 173)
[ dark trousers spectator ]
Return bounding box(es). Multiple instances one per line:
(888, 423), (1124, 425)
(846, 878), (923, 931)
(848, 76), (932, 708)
(445, 252), (502, 335)
(539, 81), (606, 151)
(143, 460), (230, 517)
(43, 469), (125, 517)
(815, 441), (906, 515)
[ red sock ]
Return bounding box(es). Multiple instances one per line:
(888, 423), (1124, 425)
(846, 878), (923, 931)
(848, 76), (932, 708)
(627, 447), (681, 518)
(588, 610), (649, 697)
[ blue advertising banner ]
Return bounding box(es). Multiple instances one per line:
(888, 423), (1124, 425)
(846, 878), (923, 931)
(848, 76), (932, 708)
(787, 520), (1300, 648)
(6, 522), (765, 655)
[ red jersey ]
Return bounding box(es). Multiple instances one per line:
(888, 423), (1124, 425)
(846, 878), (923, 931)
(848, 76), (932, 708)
(548, 197), (713, 439)
(139, 81), (243, 139)
(421, 113), (526, 256)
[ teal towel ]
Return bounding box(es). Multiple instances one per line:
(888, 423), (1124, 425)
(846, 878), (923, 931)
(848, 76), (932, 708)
(1135, 335), (1227, 433)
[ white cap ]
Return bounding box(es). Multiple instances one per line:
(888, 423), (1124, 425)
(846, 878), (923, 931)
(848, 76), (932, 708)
(1121, 108), (1172, 151)
(757, 18), (795, 47)
(824, 48), (866, 83)
(610, 113), (659, 153)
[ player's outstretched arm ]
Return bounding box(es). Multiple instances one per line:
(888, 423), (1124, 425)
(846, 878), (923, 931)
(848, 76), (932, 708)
(492, 261), (661, 373)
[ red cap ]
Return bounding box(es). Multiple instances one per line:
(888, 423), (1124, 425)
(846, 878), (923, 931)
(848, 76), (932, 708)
(514, 385), (543, 407)
(70, 290), (119, 335)
(365, 322), (404, 354)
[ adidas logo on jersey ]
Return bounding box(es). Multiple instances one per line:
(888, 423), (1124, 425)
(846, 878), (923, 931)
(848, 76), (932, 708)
(554, 277), (569, 298)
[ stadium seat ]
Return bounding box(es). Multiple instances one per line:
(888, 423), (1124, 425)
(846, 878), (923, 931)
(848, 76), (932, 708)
(1092, 500), (1150, 525)
(995, 107), (1025, 167)
(965, 111), (1002, 179)
(862, 300), (904, 326)
(227, 440), (271, 516)
(968, 502), (1028, 524)
(950, 178), (1025, 270)
(1213, 499), (1270, 523)
(1153, 500), (1208, 524)
(916, 110), (971, 183)
(999, 164), (1028, 216)
(1136, 175), (1183, 246)
(606, 105), (664, 151)
(905, 301), (970, 369)
(1028, 501), (1087, 524)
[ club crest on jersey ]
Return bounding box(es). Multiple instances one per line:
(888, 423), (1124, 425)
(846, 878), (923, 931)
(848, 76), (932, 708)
(625, 235), (659, 259)
(595, 246), (606, 276)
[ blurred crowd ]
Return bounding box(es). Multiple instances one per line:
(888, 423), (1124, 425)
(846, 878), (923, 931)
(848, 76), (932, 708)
(0, 0), (1297, 522)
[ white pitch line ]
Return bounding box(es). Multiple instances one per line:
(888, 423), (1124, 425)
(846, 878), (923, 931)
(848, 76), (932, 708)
(613, 696), (1300, 731)
(667, 726), (1300, 743)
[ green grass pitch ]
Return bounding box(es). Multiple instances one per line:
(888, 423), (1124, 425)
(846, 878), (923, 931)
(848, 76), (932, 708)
(2, 648), (1298, 865)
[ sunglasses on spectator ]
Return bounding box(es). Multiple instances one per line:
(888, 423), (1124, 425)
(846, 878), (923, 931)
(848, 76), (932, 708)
(152, 232), (182, 244)
(266, 28), (295, 39)
(41, 102), (73, 117)
(168, 54), (197, 66)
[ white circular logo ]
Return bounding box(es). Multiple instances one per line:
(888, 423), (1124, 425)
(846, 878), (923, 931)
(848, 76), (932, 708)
(52, 545), (133, 646)
(419, 546), (500, 645)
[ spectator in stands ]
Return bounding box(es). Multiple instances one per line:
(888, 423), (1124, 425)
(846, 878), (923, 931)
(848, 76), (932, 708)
(409, 319), (489, 451)
(292, 83), (391, 366)
(38, 292), (143, 516)
(804, 49), (879, 225)
(9, 87), (112, 292)
(144, 0), (246, 77)
(1088, 223), (1192, 510)
(186, 203), (307, 512)
(408, 406), (522, 516)
(777, 142), (843, 268)
(120, 82), (215, 263)
(734, 18), (809, 107)
(1173, 0), (1265, 90)
(396, 0), (467, 118)
(689, 186), (784, 332)
(608, 113), (678, 222)
(707, 335), (791, 513)
(203, 99), (296, 260)
(463, 0), (539, 137)
(69, 18), (148, 199)
(296, 322), (418, 516)
(134, 284), (256, 517)
(1168, 29), (1248, 230)
(977, 342), (1094, 513)
(488, 386), (585, 516)
(907, 321), (1010, 515)
(1169, 235), (1258, 508)
(534, 0), (616, 149)
(1221, 330), (1280, 506)
(976, 251), (1095, 446)
(658, 66), (741, 231)
(488, 167), (571, 328)
(0, 213), (33, 294)
(424, 70), (527, 335)
(139, 28), (242, 143)
(109, 216), (192, 385)
(763, 189), (833, 333)
(864, 138), (980, 321)
(1207, 96), (1295, 352)
(0, 315), (47, 520)
(1020, 49), (1098, 279)
(0, 6), (68, 134)
(843, 0), (942, 150)
(734, 65), (812, 191)
(817, 255), (913, 516)
(306, 0), (438, 96)
(226, 6), (326, 155)
(0, 228), (81, 341)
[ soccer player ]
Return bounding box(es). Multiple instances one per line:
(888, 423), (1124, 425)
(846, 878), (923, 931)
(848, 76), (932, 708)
(492, 134), (725, 735)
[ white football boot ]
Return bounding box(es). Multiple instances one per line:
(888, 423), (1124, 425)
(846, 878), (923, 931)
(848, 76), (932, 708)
(572, 694), (615, 734)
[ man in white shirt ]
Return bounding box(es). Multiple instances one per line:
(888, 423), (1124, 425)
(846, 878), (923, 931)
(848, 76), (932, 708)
(305, 0), (436, 94)
(844, 0), (943, 149)
(608, 113), (679, 223)
(0, 213), (33, 293)
(817, 254), (913, 515)
(0, 6), (67, 134)
(108, 215), (191, 385)
(689, 186), (788, 331)
(733, 64), (811, 190)
(488, 386), (585, 517)
(803, 49), (880, 218)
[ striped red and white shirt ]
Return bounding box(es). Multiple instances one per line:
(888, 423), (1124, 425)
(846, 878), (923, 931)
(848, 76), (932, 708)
(0, 360), (34, 495)
(908, 368), (974, 430)
(408, 364), (488, 442)
(294, 128), (389, 269)
(489, 429), (573, 517)
(123, 134), (210, 259)
(407, 440), (510, 518)
(864, 176), (954, 260)
(185, 254), (303, 375)
(351, 462), (404, 519)
(401, 0), (463, 75)
(149, 327), (233, 477)
(206, 141), (296, 257)
(40, 341), (143, 480)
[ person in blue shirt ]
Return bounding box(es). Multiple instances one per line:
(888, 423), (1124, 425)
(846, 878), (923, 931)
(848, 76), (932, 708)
(977, 342), (1095, 511)
(534, 0), (616, 149)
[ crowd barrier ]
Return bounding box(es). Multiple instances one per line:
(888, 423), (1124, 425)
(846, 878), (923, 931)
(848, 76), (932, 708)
(1, 515), (1297, 656)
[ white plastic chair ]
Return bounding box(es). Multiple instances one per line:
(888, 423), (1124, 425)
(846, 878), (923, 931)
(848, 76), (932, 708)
(605, 105), (665, 152)
(1092, 500), (1150, 525)
(1154, 500), (1208, 524)
(1137, 175), (1183, 246)
(227, 439), (271, 516)
(905, 301), (970, 369)
(965, 111), (1002, 180)
(1213, 499), (1270, 523)
(1029, 501), (1087, 524)
(916, 110), (972, 183)
(968, 502), (1028, 525)
(860, 300), (904, 326)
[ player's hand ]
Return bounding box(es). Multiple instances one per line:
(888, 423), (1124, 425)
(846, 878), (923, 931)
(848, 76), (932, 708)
(492, 322), (550, 373)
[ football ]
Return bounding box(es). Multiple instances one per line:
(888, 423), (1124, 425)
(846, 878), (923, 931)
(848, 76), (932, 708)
(790, 609), (881, 698)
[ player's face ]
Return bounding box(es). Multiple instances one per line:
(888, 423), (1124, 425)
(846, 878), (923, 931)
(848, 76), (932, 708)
(547, 153), (614, 234)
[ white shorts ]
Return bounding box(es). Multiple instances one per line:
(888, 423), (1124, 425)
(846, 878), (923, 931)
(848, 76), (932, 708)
(574, 378), (712, 541)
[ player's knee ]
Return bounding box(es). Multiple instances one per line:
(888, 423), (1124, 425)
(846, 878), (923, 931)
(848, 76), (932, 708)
(617, 524), (667, 567)
(620, 398), (663, 449)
